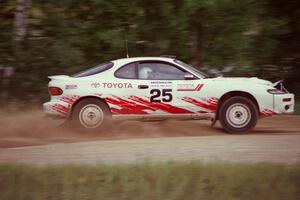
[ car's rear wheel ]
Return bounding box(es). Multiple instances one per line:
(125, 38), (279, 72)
(219, 96), (258, 133)
(72, 98), (111, 131)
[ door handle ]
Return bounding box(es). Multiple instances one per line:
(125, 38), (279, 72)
(138, 85), (149, 89)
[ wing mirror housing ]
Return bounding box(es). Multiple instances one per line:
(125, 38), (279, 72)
(184, 73), (196, 80)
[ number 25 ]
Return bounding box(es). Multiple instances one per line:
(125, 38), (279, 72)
(150, 89), (172, 102)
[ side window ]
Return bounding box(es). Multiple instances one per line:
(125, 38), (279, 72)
(115, 63), (136, 79)
(138, 62), (186, 80)
(72, 62), (114, 77)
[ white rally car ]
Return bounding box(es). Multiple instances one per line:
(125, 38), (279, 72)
(43, 56), (295, 133)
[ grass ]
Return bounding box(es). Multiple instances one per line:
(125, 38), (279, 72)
(294, 100), (300, 115)
(0, 162), (299, 200)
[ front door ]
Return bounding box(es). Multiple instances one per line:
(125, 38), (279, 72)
(110, 60), (212, 117)
(136, 61), (198, 115)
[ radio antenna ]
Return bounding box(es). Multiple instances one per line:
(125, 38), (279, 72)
(125, 39), (129, 58)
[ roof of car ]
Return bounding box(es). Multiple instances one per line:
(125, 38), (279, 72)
(113, 56), (174, 64)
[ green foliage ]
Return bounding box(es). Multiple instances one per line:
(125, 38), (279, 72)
(294, 101), (300, 115)
(0, 0), (299, 102)
(0, 162), (300, 200)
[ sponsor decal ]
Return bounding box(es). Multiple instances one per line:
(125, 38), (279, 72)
(65, 84), (77, 90)
(151, 81), (172, 84)
(177, 84), (204, 91)
(103, 82), (133, 89)
(91, 82), (101, 88)
(150, 81), (172, 88)
(91, 82), (133, 89)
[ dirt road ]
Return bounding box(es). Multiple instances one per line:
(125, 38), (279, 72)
(0, 134), (299, 165)
(0, 111), (299, 165)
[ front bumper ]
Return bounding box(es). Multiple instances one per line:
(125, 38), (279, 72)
(273, 93), (295, 114)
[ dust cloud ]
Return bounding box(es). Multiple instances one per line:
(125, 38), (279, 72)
(0, 109), (221, 148)
(0, 109), (299, 149)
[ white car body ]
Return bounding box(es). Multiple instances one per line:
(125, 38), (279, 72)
(43, 57), (294, 132)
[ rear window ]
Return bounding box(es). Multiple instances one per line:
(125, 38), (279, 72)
(72, 62), (114, 77)
(115, 63), (137, 79)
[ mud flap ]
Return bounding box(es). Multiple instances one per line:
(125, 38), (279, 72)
(211, 118), (217, 127)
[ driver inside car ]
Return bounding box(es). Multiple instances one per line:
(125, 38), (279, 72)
(139, 67), (153, 79)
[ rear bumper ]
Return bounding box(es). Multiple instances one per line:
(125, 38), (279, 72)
(43, 100), (70, 118)
(273, 93), (295, 114)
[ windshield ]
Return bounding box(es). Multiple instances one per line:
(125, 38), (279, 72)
(174, 59), (209, 78)
(72, 62), (114, 77)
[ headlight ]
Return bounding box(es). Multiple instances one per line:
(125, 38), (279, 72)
(267, 89), (286, 94)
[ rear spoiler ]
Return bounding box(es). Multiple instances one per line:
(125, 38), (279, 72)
(48, 75), (71, 81)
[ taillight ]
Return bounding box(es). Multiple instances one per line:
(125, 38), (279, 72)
(48, 87), (63, 96)
(283, 98), (291, 102)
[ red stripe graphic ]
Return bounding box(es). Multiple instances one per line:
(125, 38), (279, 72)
(177, 84), (204, 92)
(50, 104), (69, 116)
(195, 84), (204, 91)
(197, 110), (209, 114)
(182, 97), (219, 112)
(106, 96), (155, 114)
(60, 95), (81, 104)
(261, 109), (277, 116)
(106, 95), (193, 114)
(129, 96), (194, 114)
(94, 93), (103, 97)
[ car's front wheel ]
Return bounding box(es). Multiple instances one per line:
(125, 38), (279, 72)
(72, 98), (111, 131)
(219, 96), (258, 133)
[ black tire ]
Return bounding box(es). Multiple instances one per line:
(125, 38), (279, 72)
(71, 98), (111, 131)
(219, 96), (258, 133)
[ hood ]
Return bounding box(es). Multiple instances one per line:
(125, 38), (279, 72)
(212, 77), (273, 86)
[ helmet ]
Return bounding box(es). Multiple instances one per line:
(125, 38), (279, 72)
(139, 67), (152, 79)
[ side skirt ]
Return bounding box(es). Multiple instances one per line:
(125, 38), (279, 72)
(112, 113), (215, 121)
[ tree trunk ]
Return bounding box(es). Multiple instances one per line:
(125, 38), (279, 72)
(14, 0), (32, 42)
(189, 11), (204, 68)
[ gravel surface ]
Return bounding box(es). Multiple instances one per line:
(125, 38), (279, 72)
(0, 134), (300, 165)
(0, 112), (299, 165)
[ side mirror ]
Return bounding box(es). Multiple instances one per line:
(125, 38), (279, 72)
(184, 73), (196, 80)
